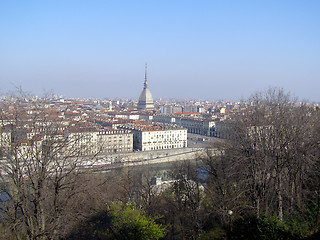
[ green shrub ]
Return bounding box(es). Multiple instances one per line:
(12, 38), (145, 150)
(109, 202), (165, 240)
(230, 215), (306, 240)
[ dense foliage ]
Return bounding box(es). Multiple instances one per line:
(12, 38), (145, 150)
(64, 203), (165, 240)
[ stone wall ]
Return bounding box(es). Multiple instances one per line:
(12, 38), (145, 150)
(95, 147), (207, 165)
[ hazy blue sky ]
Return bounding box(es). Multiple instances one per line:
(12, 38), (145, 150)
(1, 1), (319, 101)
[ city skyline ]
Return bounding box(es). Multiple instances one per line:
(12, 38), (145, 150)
(1, 1), (320, 101)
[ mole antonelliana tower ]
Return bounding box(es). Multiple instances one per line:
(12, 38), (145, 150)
(137, 64), (154, 110)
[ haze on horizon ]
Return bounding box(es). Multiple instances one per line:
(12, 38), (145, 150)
(1, 1), (319, 102)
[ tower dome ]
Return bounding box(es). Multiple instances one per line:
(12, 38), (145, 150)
(137, 64), (154, 110)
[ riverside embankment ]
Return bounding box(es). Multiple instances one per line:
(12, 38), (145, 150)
(87, 147), (212, 170)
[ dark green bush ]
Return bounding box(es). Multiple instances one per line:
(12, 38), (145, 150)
(230, 215), (306, 240)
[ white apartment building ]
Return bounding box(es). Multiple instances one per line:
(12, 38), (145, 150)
(119, 122), (187, 151)
(96, 129), (133, 154)
(65, 127), (133, 156)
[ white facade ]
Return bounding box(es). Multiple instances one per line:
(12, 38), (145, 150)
(119, 121), (187, 151)
(114, 114), (140, 120)
(153, 115), (176, 124)
(65, 129), (133, 156)
(133, 128), (187, 151)
(97, 130), (133, 154)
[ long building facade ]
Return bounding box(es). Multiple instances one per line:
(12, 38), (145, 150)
(119, 121), (187, 151)
(153, 115), (217, 137)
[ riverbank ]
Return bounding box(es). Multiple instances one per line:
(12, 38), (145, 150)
(89, 147), (210, 170)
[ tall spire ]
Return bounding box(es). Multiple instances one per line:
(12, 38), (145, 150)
(137, 63), (154, 110)
(144, 63), (148, 89)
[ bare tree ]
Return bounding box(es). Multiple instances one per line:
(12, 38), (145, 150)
(145, 160), (204, 239)
(206, 88), (316, 221)
(304, 109), (320, 233)
(0, 92), (98, 239)
(202, 144), (246, 227)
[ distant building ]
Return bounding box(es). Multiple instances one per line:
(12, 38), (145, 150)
(183, 105), (197, 113)
(64, 127), (133, 155)
(1, 123), (134, 159)
(214, 121), (231, 139)
(119, 121), (187, 151)
(153, 115), (216, 136)
(96, 129), (133, 154)
(137, 64), (154, 110)
(160, 105), (183, 114)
